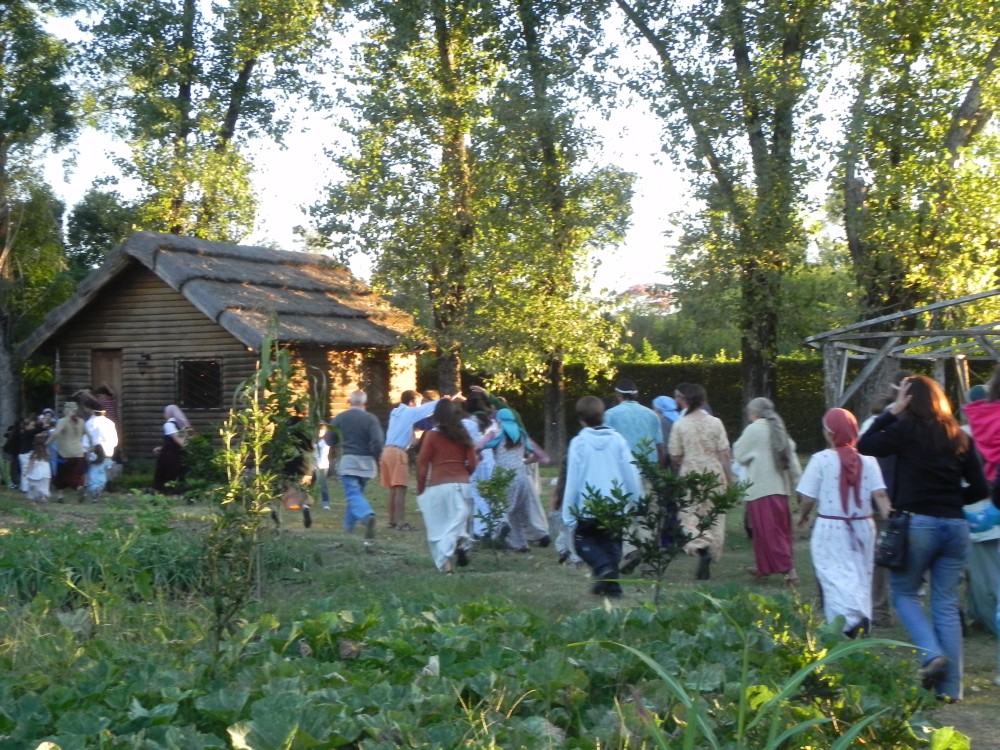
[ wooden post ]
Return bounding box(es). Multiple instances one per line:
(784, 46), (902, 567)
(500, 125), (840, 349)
(823, 344), (840, 409)
(954, 355), (970, 405)
(933, 358), (946, 386)
(837, 337), (900, 408)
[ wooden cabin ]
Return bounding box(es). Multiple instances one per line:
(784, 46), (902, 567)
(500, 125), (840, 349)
(18, 232), (418, 457)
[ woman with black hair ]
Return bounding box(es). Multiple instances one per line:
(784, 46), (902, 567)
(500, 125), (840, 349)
(858, 375), (989, 702)
(416, 399), (478, 573)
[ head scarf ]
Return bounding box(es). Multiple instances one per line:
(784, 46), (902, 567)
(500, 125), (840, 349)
(747, 397), (793, 472)
(652, 395), (680, 423)
(496, 408), (525, 445)
(968, 384), (988, 403)
(823, 408), (862, 514)
(165, 404), (191, 430)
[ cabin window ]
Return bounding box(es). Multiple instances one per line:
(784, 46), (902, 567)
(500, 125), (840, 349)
(177, 359), (223, 409)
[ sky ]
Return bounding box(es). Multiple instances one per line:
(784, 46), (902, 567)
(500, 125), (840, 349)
(42, 16), (679, 294)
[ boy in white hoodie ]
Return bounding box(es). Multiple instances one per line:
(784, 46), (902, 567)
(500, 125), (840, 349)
(562, 396), (643, 598)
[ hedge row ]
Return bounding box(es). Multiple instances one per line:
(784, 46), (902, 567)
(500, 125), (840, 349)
(427, 356), (1000, 455)
(420, 358), (831, 454)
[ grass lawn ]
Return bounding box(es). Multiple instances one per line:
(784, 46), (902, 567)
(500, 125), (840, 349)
(1, 468), (997, 744)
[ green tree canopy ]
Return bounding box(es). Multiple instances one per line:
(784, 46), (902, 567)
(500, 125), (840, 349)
(841, 0), (1000, 323)
(0, 0), (78, 431)
(82, 0), (342, 241)
(606, 0), (835, 402)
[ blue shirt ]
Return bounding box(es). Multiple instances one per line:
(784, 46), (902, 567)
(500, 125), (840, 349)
(604, 400), (662, 463)
(385, 400), (438, 449)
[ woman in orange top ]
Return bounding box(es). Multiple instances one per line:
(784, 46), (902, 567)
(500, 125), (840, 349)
(416, 400), (478, 573)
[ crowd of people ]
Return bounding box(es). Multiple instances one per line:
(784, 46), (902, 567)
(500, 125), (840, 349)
(3, 388), (122, 503)
(5, 370), (1000, 702)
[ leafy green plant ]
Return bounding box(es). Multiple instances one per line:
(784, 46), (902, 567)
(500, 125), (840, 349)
(627, 449), (746, 602)
(573, 591), (960, 749)
(0, 589), (967, 748)
(473, 467), (515, 564)
(579, 443), (746, 603)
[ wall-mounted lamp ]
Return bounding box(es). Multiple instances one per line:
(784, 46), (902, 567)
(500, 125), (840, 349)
(137, 353), (152, 374)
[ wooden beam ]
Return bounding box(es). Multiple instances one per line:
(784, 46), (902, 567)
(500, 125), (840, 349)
(898, 354), (999, 362)
(912, 340), (987, 358)
(886, 324), (1000, 356)
(955, 355), (970, 404)
(827, 328), (1000, 342)
(837, 337), (900, 408)
(977, 336), (1000, 360)
(804, 288), (1000, 345)
(833, 341), (880, 355)
(823, 344), (841, 409)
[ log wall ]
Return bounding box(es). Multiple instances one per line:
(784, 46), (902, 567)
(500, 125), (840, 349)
(52, 266), (256, 458)
(42, 265), (418, 458)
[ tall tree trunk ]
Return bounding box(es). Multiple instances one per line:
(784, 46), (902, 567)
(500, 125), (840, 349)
(436, 346), (461, 395)
(168, 0), (197, 235)
(430, 2), (474, 395)
(0, 149), (19, 431)
(517, 0), (570, 457)
(0, 312), (16, 437)
(542, 355), (566, 462)
(196, 57), (257, 235)
(740, 259), (779, 402)
(618, 0), (798, 407)
(0, 149), (12, 280)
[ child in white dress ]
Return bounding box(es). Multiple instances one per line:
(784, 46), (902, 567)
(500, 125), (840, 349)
(25, 433), (52, 503)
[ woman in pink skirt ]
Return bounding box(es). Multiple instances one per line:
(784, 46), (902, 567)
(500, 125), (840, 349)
(732, 397), (802, 585)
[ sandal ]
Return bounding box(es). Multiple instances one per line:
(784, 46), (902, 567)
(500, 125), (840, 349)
(746, 567), (767, 579)
(784, 573), (800, 587)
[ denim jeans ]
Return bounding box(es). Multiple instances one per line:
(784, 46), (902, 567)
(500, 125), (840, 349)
(313, 471), (330, 507)
(341, 474), (373, 531)
(574, 519), (623, 594)
(890, 514), (969, 701)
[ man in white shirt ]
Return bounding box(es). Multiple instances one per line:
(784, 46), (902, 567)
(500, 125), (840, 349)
(80, 397), (119, 502)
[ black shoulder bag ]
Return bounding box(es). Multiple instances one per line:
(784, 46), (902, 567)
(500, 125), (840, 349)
(874, 511), (910, 570)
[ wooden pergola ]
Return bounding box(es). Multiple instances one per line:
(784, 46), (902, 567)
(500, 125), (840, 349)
(804, 289), (1000, 409)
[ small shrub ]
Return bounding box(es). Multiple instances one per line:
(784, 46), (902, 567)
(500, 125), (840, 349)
(474, 467), (515, 563)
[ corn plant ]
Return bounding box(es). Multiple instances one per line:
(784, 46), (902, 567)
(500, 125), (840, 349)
(579, 592), (960, 749)
(203, 334), (321, 665)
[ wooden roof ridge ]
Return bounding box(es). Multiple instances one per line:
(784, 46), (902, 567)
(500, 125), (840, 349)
(804, 287), (1000, 346)
(16, 249), (134, 359)
(17, 231), (412, 358)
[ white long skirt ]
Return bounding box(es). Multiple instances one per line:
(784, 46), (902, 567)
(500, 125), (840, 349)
(417, 483), (473, 571)
(470, 451), (495, 537)
(810, 516), (876, 631)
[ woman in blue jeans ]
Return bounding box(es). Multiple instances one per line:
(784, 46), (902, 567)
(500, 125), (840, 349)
(858, 375), (989, 702)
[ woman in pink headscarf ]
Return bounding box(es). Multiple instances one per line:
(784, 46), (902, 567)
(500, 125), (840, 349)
(796, 408), (891, 638)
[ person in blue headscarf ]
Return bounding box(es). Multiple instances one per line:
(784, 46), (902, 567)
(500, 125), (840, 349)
(652, 395), (680, 469)
(480, 408), (550, 550)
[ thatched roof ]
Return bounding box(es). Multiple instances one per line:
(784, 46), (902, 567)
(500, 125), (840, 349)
(18, 232), (413, 357)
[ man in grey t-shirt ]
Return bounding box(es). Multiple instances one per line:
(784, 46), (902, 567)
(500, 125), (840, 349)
(328, 390), (385, 545)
